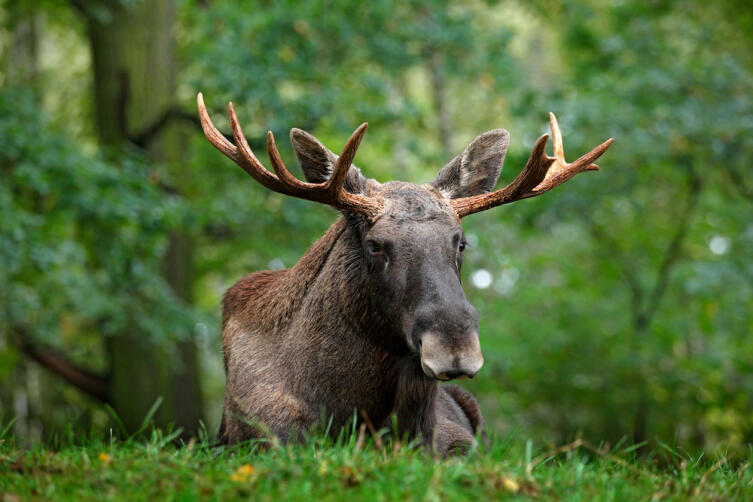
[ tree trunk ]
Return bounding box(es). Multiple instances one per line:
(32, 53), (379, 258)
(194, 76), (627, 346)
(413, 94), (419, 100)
(5, 6), (40, 93)
(87, 0), (204, 435)
(3, 2), (42, 444)
(428, 52), (453, 160)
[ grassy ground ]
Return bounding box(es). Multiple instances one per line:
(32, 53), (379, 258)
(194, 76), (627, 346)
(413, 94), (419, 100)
(1, 426), (752, 501)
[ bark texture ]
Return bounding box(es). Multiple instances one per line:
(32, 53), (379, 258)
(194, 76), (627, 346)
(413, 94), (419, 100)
(88, 0), (204, 435)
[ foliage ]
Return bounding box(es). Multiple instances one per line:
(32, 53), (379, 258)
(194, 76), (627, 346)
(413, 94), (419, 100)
(0, 88), (204, 430)
(456, 0), (753, 453)
(0, 88), (198, 345)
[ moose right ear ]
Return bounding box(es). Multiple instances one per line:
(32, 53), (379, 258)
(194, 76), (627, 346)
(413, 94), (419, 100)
(431, 129), (510, 199)
(290, 128), (368, 194)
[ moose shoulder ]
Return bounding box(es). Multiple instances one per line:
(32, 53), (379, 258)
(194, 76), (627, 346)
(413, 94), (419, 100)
(198, 93), (613, 455)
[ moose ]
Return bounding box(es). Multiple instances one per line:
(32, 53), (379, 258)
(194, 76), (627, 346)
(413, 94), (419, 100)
(197, 93), (613, 455)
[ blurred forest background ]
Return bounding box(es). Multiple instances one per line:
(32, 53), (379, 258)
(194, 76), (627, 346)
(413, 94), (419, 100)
(1, 0), (752, 456)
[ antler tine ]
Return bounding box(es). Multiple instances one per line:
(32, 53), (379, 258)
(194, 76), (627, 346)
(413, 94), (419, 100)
(266, 131), (311, 188)
(550, 112), (611, 173)
(197, 92), (238, 159)
(450, 112), (614, 218)
(225, 101), (287, 192)
(328, 123), (368, 196)
(509, 133), (555, 195)
(550, 112), (565, 161)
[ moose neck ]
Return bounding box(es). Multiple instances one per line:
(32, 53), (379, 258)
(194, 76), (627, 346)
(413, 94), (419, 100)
(291, 215), (439, 442)
(291, 215), (405, 354)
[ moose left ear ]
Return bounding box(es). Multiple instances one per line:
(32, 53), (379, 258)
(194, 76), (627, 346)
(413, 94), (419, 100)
(431, 129), (510, 199)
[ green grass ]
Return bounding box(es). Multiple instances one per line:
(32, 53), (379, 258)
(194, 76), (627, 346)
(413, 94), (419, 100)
(1, 428), (752, 501)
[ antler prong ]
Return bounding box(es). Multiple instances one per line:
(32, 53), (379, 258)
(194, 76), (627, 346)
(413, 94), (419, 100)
(573, 137), (614, 169)
(328, 123), (368, 196)
(517, 133), (555, 194)
(266, 131), (307, 187)
(549, 112), (565, 161)
(197, 92), (237, 159)
(225, 101), (282, 190)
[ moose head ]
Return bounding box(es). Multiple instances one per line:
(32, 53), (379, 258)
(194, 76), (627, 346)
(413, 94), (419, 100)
(198, 93), (612, 383)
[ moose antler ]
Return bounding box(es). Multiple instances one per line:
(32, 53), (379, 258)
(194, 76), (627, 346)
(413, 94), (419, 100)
(197, 92), (383, 219)
(450, 113), (614, 218)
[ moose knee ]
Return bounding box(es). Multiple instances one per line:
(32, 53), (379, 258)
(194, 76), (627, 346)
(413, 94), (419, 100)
(434, 419), (477, 457)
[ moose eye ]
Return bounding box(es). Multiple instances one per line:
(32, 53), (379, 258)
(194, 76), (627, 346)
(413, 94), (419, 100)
(459, 240), (467, 252)
(366, 240), (381, 255)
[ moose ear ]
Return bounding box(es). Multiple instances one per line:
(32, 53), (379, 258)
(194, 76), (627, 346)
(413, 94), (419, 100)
(431, 129), (510, 199)
(290, 128), (368, 194)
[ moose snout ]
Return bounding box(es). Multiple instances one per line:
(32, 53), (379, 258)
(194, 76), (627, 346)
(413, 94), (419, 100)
(418, 331), (484, 381)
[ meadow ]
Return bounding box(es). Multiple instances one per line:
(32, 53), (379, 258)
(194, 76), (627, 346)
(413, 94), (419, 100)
(3, 426), (752, 501)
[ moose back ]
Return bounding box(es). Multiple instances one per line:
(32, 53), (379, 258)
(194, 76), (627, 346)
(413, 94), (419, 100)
(198, 93), (613, 455)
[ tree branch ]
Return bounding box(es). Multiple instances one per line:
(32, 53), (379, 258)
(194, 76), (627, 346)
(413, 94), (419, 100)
(129, 105), (319, 152)
(129, 106), (209, 149)
(428, 50), (453, 160)
(585, 216), (644, 321)
(724, 163), (753, 203)
(12, 328), (110, 403)
(67, 0), (90, 18)
(586, 166), (702, 334)
(641, 168), (702, 328)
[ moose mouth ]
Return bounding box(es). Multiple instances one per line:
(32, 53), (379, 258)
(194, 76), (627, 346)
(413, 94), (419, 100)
(420, 363), (472, 381)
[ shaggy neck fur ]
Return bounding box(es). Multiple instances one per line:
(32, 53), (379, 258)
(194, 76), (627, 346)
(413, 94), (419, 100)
(293, 215), (440, 444)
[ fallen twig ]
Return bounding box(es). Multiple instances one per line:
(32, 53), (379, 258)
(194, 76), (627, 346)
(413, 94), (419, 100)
(359, 410), (384, 451)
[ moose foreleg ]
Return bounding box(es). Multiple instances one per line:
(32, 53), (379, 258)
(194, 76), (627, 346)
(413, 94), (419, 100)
(433, 384), (486, 456)
(392, 358), (485, 456)
(220, 389), (316, 445)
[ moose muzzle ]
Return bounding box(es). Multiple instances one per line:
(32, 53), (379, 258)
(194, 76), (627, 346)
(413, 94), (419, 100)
(419, 331), (484, 381)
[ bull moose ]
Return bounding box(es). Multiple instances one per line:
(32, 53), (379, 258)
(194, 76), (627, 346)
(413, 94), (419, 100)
(197, 93), (613, 455)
